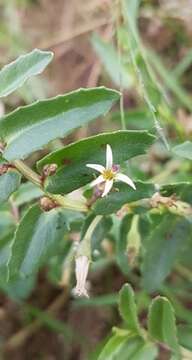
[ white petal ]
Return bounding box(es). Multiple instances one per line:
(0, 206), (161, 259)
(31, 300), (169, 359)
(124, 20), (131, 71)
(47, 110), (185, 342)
(74, 256), (89, 298)
(102, 179), (113, 197)
(89, 175), (104, 188)
(86, 163), (105, 173)
(106, 144), (113, 170)
(115, 173), (136, 190)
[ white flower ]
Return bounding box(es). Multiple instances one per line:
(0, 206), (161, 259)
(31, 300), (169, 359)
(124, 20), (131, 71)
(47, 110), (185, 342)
(86, 144), (136, 197)
(74, 255), (90, 298)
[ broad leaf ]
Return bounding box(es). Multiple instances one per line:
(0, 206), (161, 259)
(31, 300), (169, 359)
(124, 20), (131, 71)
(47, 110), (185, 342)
(148, 297), (180, 358)
(0, 49), (53, 98)
(172, 141), (192, 160)
(0, 87), (119, 160)
(38, 130), (155, 195)
(8, 204), (68, 279)
(12, 182), (43, 206)
(93, 181), (155, 215)
(0, 169), (21, 204)
(119, 284), (141, 334)
(142, 214), (191, 292)
(0, 212), (15, 240)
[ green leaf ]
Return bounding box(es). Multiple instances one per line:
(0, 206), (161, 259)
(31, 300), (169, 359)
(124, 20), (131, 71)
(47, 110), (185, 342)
(172, 141), (192, 160)
(8, 204), (68, 279)
(148, 296), (180, 358)
(98, 335), (143, 360)
(0, 212), (15, 240)
(1, 275), (36, 301)
(91, 216), (112, 251)
(142, 214), (191, 292)
(117, 215), (133, 275)
(91, 33), (133, 88)
(160, 182), (192, 204)
(93, 181), (155, 215)
(0, 49), (53, 98)
(0, 87), (119, 161)
(178, 325), (192, 351)
(119, 283), (141, 334)
(12, 182), (43, 206)
(0, 212), (15, 283)
(0, 233), (14, 284)
(148, 50), (192, 112)
(99, 335), (157, 360)
(0, 169), (21, 204)
(130, 342), (158, 360)
(38, 130), (155, 195)
(111, 109), (154, 130)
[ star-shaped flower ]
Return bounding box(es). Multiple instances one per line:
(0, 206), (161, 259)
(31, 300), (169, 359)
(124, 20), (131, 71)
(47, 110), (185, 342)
(86, 144), (136, 197)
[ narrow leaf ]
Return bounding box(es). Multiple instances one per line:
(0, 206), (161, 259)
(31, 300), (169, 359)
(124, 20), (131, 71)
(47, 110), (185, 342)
(0, 49), (53, 98)
(119, 283), (141, 334)
(148, 296), (180, 358)
(91, 33), (133, 88)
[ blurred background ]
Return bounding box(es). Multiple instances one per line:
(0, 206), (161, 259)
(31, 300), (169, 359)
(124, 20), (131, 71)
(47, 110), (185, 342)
(1, 0), (192, 359)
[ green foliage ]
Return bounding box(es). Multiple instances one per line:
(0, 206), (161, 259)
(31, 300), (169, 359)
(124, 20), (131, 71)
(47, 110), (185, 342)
(91, 33), (133, 88)
(0, 87), (119, 160)
(0, 16), (192, 356)
(38, 130), (154, 194)
(99, 283), (183, 359)
(0, 168), (21, 203)
(172, 141), (192, 160)
(93, 181), (155, 215)
(119, 284), (141, 334)
(8, 205), (68, 279)
(0, 49), (53, 97)
(148, 297), (180, 358)
(142, 214), (191, 292)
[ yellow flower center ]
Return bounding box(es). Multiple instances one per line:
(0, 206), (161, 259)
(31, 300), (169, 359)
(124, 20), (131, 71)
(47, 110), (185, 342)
(102, 169), (115, 181)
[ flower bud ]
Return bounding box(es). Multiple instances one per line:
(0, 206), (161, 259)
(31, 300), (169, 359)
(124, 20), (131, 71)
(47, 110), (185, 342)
(43, 163), (58, 177)
(39, 196), (58, 212)
(74, 255), (90, 298)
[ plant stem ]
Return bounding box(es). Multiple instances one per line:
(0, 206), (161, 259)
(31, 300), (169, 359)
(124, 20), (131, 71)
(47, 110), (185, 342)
(115, 0), (126, 130)
(13, 160), (88, 212)
(51, 194), (88, 212)
(13, 160), (42, 187)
